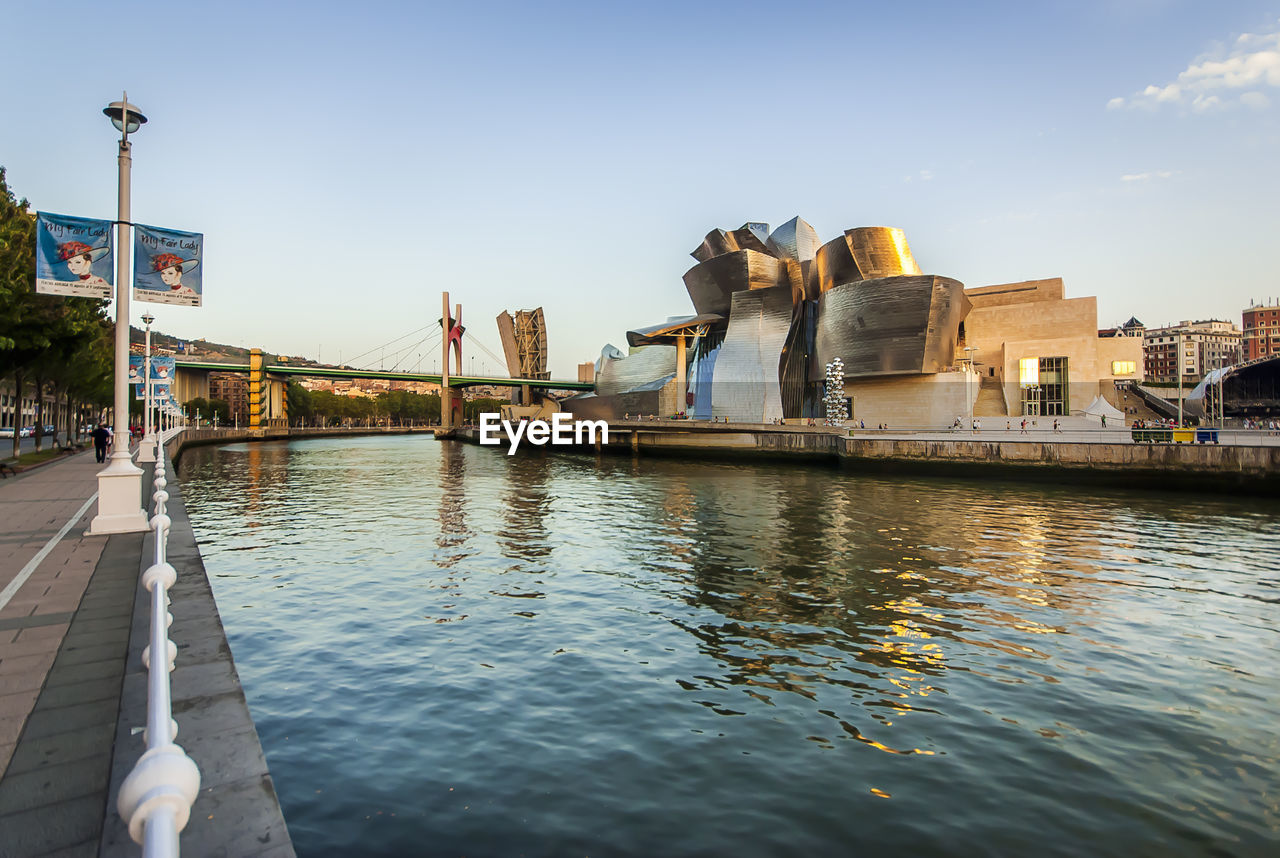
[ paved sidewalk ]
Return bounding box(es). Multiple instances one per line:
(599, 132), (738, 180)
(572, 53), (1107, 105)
(0, 443), (295, 857)
(0, 450), (112, 776)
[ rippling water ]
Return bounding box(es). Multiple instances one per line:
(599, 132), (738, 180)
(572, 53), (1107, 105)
(177, 436), (1280, 857)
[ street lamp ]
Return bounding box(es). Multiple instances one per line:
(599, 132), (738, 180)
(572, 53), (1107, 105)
(138, 312), (156, 463)
(963, 346), (977, 423)
(90, 94), (150, 534)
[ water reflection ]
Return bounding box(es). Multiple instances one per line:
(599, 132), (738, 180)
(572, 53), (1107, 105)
(177, 439), (1280, 857)
(435, 439), (470, 563)
(497, 454), (552, 565)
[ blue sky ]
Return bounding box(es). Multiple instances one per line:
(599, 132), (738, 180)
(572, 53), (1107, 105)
(4, 1), (1279, 377)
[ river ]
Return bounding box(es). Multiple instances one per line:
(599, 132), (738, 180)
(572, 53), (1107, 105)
(176, 435), (1280, 857)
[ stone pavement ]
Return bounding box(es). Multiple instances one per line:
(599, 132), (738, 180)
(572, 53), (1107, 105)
(0, 447), (294, 857)
(0, 450), (130, 855)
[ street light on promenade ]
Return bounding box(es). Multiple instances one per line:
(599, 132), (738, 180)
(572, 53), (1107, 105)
(90, 95), (150, 534)
(963, 346), (977, 423)
(138, 312), (156, 463)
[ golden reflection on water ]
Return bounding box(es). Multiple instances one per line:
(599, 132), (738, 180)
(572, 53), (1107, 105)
(635, 470), (1160, 758)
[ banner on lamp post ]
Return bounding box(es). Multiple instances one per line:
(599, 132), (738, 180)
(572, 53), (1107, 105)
(134, 224), (203, 307)
(129, 355), (144, 397)
(35, 212), (113, 298)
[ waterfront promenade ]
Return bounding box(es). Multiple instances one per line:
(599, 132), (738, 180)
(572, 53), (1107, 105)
(0, 446), (292, 857)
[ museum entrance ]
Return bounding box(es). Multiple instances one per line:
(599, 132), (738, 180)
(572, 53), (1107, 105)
(1021, 357), (1069, 416)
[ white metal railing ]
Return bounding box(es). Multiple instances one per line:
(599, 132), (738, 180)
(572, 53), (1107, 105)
(117, 430), (201, 855)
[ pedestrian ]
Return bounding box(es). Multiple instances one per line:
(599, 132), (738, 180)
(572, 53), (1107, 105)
(91, 424), (110, 463)
(1020, 418), (1028, 434)
(1053, 418), (1061, 433)
(1101, 414), (1107, 429)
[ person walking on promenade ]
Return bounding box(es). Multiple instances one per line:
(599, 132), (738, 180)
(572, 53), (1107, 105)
(1101, 414), (1107, 429)
(1020, 418), (1028, 434)
(91, 424), (110, 463)
(1053, 418), (1061, 433)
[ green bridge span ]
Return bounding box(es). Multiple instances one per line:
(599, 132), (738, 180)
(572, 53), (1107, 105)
(174, 360), (594, 390)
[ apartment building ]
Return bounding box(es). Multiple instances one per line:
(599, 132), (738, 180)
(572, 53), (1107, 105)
(1143, 320), (1242, 384)
(1243, 300), (1280, 362)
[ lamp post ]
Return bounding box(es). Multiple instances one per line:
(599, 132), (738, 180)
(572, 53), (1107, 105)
(138, 312), (156, 463)
(963, 346), (977, 424)
(90, 94), (150, 534)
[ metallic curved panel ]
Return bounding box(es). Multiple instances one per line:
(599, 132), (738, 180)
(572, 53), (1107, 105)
(626, 313), (726, 347)
(813, 275), (970, 378)
(845, 227), (921, 280)
(595, 344), (677, 398)
(691, 229), (735, 263)
(594, 343), (626, 377)
(691, 222), (772, 262)
(683, 250), (790, 316)
(710, 285), (793, 422)
(730, 222), (771, 255)
(766, 216), (820, 263)
(809, 234), (862, 296)
(809, 226), (922, 294)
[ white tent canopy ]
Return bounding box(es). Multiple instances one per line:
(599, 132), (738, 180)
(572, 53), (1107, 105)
(1081, 395), (1125, 421)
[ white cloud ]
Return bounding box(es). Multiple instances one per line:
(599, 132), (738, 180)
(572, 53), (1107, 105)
(1120, 170), (1176, 182)
(1240, 90), (1271, 109)
(1109, 21), (1280, 111)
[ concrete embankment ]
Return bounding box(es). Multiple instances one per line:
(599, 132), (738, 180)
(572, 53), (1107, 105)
(458, 422), (1280, 495)
(166, 425), (437, 466)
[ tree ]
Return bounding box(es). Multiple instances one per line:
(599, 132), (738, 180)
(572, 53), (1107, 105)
(208, 398), (231, 424)
(0, 168), (113, 454)
(184, 397), (210, 424)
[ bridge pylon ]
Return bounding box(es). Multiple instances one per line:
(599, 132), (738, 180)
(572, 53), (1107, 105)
(440, 292), (465, 430)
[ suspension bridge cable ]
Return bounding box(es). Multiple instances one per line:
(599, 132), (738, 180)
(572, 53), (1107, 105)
(345, 324), (437, 368)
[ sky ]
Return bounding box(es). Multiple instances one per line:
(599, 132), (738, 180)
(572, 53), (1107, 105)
(4, 0), (1280, 378)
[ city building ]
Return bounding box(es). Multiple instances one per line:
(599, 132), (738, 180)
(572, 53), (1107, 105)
(209, 372), (249, 424)
(567, 217), (1143, 426)
(0, 383), (59, 433)
(1242, 300), (1280, 362)
(1098, 316), (1145, 338)
(1142, 320), (1242, 385)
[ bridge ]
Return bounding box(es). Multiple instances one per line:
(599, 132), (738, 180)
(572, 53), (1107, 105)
(165, 292), (595, 432)
(174, 360), (592, 390)
(170, 359), (594, 431)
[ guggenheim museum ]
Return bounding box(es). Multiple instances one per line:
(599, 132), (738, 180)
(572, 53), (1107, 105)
(566, 217), (1142, 427)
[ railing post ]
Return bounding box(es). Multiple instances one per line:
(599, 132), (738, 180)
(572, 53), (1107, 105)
(117, 446), (201, 855)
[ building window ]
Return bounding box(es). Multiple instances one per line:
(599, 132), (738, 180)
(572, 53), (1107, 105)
(1111, 360), (1136, 375)
(1021, 357), (1069, 416)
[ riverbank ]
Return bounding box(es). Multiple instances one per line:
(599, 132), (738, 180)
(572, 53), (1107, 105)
(160, 422), (1280, 494)
(455, 421), (1280, 495)
(166, 425), (438, 466)
(0, 447), (293, 856)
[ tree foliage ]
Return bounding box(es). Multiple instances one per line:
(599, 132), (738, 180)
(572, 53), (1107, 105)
(1, 168), (114, 453)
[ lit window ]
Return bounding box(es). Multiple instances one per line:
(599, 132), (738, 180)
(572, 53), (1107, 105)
(1112, 361), (1136, 375)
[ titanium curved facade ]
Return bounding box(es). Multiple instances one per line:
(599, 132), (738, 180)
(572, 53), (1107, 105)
(583, 216), (972, 422)
(683, 250), (792, 316)
(595, 344), (677, 398)
(711, 286), (794, 423)
(810, 227), (922, 295)
(813, 275), (970, 377)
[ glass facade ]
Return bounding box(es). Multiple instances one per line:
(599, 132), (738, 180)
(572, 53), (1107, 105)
(1021, 357), (1069, 416)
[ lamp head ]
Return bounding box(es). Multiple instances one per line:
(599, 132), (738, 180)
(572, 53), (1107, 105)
(103, 100), (147, 134)
(141, 313), (155, 326)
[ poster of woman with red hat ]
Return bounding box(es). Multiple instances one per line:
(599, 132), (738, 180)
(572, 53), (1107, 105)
(134, 222), (203, 307)
(34, 212), (114, 298)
